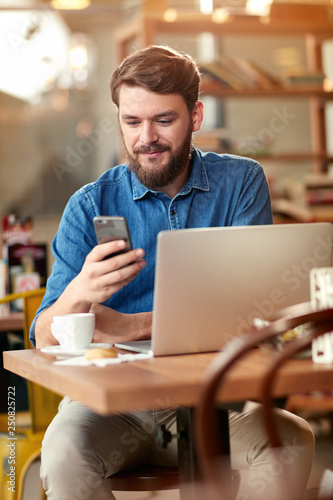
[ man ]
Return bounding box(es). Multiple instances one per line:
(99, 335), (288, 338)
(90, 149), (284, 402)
(31, 45), (314, 500)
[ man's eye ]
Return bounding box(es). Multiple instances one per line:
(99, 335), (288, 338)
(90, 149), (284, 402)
(126, 121), (140, 126)
(158, 119), (172, 125)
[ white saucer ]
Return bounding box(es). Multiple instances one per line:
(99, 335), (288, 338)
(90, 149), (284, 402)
(41, 343), (112, 357)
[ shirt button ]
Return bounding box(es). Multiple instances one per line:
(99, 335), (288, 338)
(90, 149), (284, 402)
(171, 209), (175, 216)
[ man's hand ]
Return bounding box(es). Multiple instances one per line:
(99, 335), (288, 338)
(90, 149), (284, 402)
(70, 240), (146, 307)
(35, 240), (146, 348)
(90, 303), (152, 344)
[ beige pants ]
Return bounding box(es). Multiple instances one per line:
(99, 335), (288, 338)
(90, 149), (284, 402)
(40, 398), (315, 500)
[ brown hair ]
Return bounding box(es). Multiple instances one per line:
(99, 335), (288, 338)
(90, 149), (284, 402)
(110, 45), (201, 113)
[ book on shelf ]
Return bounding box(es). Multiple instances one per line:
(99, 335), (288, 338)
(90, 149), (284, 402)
(200, 72), (230, 89)
(292, 174), (333, 204)
(304, 175), (333, 206)
(231, 57), (281, 89)
(274, 174), (333, 222)
(284, 72), (325, 87)
(304, 174), (333, 189)
(200, 61), (246, 90)
(272, 198), (315, 223)
(217, 56), (257, 89)
(272, 197), (333, 223)
(193, 128), (231, 152)
(305, 189), (333, 205)
(200, 56), (281, 91)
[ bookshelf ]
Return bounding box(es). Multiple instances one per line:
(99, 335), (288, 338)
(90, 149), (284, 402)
(113, 3), (333, 221)
(201, 81), (333, 99)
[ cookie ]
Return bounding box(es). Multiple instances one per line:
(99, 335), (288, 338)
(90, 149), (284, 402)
(85, 347), (118, 360)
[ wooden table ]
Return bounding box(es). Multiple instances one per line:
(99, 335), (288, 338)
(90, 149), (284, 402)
(3, 348), (333, 415)
(3, 348), (333, 498)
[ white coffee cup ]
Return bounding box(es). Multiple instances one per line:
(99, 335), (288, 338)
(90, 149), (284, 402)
(51, 313), (95, 350)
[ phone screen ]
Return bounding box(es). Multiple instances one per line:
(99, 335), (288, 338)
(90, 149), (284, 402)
(93, 216), (132, 257)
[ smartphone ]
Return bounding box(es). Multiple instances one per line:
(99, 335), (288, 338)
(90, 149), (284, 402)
(93, 216), (133, 258)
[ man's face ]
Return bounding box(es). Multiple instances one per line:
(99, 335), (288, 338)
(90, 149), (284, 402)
(118, 85), (202, 191)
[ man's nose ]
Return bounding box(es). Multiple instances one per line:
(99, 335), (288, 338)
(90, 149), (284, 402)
(140, 122), (158, 144)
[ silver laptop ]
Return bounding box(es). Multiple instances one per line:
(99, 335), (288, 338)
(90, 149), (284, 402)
(115, 222), (333, 356)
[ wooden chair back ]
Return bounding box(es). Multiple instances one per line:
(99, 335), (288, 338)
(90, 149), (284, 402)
(194, 302), (333, 500)
(260, 305), (333, 447)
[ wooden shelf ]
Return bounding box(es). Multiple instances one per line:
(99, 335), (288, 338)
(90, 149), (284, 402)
(114, 4), (333, 178)
(194, 149), (333, 164)
(201, 81), (333, 99)
(255, 152), (333, 163)
(113, 5), (333, 46)
(272, 198), (333, 223)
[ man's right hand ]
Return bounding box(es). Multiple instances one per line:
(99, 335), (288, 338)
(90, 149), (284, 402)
(34, 240), (145, 348)
(71, 240), (146, 306)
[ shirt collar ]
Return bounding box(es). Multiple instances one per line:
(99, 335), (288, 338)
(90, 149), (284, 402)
(131, 148), (210, 201)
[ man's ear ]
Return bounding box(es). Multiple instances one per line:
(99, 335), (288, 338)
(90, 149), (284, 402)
(192, 100), (204, 133)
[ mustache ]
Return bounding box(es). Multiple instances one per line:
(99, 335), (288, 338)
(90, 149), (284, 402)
(133, 145), (171, 154)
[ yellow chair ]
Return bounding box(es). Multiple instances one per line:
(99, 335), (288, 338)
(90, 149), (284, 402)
(0, 288), (62, 500)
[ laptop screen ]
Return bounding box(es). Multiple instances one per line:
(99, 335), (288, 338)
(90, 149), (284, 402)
(149, 223), (333, 356)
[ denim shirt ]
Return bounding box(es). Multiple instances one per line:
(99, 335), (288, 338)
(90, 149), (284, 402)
(29, 148), (272, 345)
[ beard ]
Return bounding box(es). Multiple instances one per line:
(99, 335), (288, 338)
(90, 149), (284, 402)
(124, 125), (193, 190)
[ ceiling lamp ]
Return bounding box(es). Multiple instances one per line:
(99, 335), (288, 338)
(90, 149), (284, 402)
(200, 0), (213, 15)
(212, 7), (230, 23)
(70, 41), (88, 69)
(245, 0), (273, 16)
(163, 7), (178, 22)
(50, 0), (91, 10)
